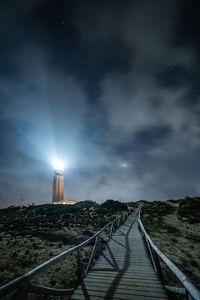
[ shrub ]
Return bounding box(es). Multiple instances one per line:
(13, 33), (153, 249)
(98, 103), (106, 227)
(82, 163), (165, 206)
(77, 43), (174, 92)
(178, 197), (200, 217)
(75, 200), (98, 210)
(97, 200), (127, 214)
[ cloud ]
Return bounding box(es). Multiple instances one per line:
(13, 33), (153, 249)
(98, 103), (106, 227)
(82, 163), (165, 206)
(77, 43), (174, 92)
(73, 0), (200, 201)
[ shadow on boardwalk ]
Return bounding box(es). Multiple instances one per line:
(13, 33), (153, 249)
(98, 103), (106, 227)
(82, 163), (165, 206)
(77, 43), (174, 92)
(71, 214), (168, 300)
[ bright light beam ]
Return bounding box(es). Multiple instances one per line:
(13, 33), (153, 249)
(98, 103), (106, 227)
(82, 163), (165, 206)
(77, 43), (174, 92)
(52, 158), (66, 170)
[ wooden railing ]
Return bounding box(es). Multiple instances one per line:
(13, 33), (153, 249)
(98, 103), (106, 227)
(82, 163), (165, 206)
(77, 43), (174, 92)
(138, 205), (200, 300)
(0, 209), (133, 299)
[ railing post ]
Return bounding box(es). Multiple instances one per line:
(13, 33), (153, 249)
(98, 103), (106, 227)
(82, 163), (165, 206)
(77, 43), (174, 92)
(77, 249), (82, 280)
(112, 221), (115, 232)
(106, 226), (110, 237)
(153, 250), (163, 281)
(109, 223), (113, 238)
(85, 236), (99, 275)
(144, 236), (157, 272)
(97, 236), (102, 253)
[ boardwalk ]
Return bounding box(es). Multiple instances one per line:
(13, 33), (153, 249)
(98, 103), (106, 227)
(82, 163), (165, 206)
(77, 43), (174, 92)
(71, 213), (168, 299)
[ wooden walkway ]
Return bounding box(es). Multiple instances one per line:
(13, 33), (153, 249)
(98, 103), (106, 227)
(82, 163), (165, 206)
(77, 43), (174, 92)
(70, 213), (168, 300)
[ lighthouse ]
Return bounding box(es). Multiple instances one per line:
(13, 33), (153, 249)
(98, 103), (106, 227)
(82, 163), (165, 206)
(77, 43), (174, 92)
(52, 169), (64, 203)
(52, 159), (65, 204)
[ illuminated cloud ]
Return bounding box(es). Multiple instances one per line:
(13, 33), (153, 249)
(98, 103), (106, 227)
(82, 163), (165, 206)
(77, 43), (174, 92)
(0, 0), (200, 207)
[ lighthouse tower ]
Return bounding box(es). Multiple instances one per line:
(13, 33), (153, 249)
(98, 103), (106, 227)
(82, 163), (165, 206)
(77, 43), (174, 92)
(52, 168), (64, 204)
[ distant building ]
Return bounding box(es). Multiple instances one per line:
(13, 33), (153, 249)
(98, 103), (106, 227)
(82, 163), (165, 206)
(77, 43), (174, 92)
(52, 169), (64, 204)
(52, 200), (76, 205)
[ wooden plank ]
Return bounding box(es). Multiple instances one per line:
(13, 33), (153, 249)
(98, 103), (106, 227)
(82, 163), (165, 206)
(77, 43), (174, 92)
(72, 289), (168, 299)
(91, 269), (157, 275)
(74, 289), (167, 299)
(71, 297), (164, 300)
(74, 287), (168, 298)
(86, 273), (160, 281)
(95, 258), (153, 262)
(92, 265), (156, 272)
(71, 294), (167, 300)
(93, 263), (153, 266)
(89, 271), (158, 278)
(79, 280), (167, 292)
(95, 261), (153, 265)
(84, 278), (162, 287)
(71, 295), (164, 300)
(83, 278), (163, 287)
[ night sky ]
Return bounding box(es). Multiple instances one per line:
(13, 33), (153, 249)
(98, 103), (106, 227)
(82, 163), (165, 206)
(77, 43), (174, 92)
(1, 0), (200, 207)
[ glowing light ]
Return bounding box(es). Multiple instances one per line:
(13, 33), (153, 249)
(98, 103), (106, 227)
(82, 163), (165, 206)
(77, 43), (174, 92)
(120, 162), (128, 168)
(52, 158), (65, 170)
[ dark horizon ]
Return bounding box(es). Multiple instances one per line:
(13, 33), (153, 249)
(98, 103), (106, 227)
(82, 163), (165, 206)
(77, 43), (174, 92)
(1, 0), (200, 207)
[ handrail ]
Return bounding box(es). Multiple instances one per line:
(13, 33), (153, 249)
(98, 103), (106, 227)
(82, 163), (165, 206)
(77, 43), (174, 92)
(0, 209), (132, 298)
(138, 207), (200, 300)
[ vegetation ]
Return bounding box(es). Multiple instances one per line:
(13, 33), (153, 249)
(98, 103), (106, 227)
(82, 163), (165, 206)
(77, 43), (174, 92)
(97, 199), (127, 214)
